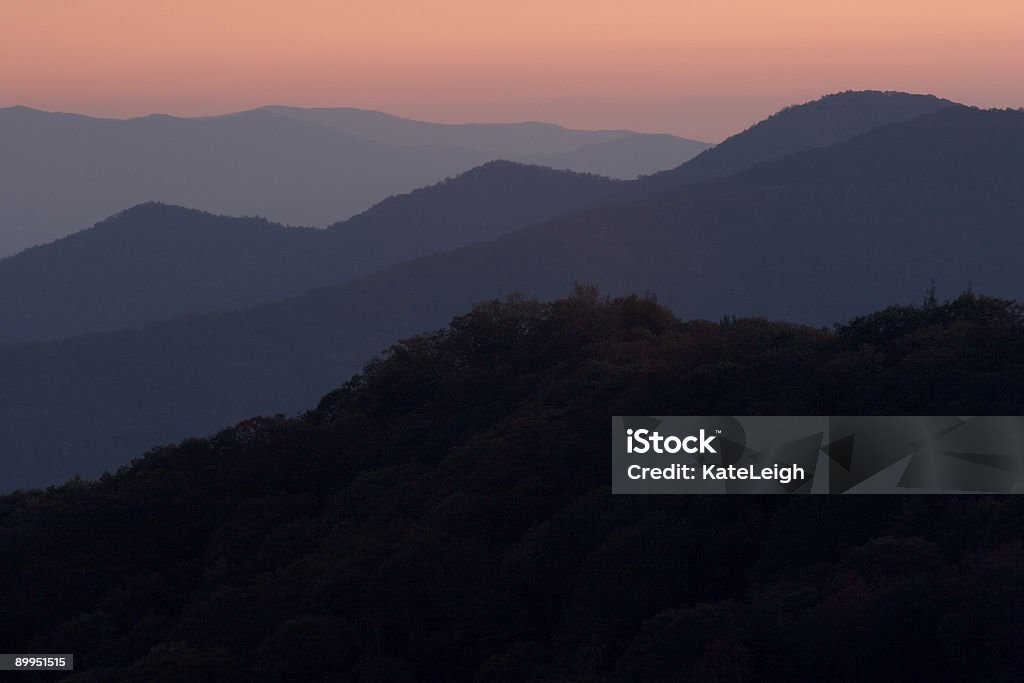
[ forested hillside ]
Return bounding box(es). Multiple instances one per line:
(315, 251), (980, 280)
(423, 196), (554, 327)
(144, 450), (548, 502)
(2, 290), (1023, 681)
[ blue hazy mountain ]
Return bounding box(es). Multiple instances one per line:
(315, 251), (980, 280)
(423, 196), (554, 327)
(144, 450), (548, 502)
(640, 90), (956, 191)
(0, 91), (955, 343)
(0, 163), (621, 343)
(1, 104), (1020, 491)
(0, 105), (708, 258)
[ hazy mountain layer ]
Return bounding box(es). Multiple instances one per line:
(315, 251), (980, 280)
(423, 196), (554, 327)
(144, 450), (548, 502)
(640, 90), (956, 191)
(0, 92), (958, 343)
(0, 163), (621, 343)
(0, 106), (706, 257)
(1, 105), (1020, 491)
(262, 105), (635, 154)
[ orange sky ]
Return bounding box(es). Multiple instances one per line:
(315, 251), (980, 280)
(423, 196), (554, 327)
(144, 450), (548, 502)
(1, 0), (1022, 140)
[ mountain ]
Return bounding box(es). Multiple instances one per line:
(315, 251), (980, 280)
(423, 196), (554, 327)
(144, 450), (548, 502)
(522, 133), (710, 179)
(262, 105), (637, 154)
(0, 163), (621, 343)
(0, 91), (957, 343)
(1, 105), (1021, 491)
(0, 106), (706, 257)
(2, 291), (1023, 680)
(640, 90), (957, 191)
(265, 106), (710, 177)
(0, 90), (944, 260)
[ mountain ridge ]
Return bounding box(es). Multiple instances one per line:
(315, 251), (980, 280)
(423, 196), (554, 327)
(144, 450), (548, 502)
(0, 91), (963, 344)
(1, 103), (1021, 491)
(0, 105), (707, 257)
(640, 90), (957, 191)
(0, 162), (622, 343)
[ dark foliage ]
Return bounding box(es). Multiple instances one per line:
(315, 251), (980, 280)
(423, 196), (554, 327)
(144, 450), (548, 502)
(2, 290), (1023, 681)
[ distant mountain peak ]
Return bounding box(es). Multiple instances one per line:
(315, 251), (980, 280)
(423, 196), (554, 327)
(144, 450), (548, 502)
(103, 201), (211, 222)
(757, 90), (955, 125)
(451, 159), (602, 178)
(643, 90), (960, 191)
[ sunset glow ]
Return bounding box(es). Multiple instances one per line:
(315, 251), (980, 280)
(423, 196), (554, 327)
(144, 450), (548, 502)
(2, 0), (1022, 139)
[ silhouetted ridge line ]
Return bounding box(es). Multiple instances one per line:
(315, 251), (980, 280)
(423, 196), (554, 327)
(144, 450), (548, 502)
(641, 90), (958, 191)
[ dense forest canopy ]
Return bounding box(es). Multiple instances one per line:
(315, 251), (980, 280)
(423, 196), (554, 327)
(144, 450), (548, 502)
(2, 288), (1023, 681)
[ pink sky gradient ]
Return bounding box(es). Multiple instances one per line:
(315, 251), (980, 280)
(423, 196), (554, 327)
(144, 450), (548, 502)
(1, 0), (1021, 141)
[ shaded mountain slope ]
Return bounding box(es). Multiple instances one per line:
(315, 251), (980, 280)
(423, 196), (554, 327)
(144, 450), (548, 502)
(640, 90), (957, 192)
(0, 91), (959, 343)
(0, 106), (1021, 490)
(0, 162), (621, 343)
(0, 106), (487, 256)
(0, 206), (322, 342)
(2, 292), (1023, 680)
(323, 161), (627, 269)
